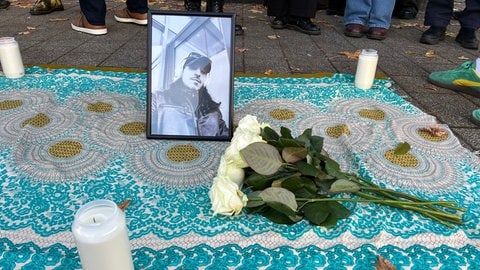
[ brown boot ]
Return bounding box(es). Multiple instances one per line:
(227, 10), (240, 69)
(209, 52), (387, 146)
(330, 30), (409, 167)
(30, 0), (63, 15)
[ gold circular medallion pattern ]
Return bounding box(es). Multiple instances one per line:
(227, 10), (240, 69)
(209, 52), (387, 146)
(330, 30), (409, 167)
(384, 150), (419, 167)
(269, 109), (295, 120)
(326, 124), (351, 138)
(167, 145), (201, 162)
(358, 109), (385, 121)
(0, 100), (23, 110)
(49, 140), (83, 158)
(87, 102), (113, 113)
(417, 129), (448, 142)
(120, 122), (146, 136)
(22, 113), (51, 128)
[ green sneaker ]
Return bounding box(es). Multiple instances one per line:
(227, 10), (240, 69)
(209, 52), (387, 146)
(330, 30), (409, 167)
(428, 61), (480, 98)
(472, 108), (480, 126)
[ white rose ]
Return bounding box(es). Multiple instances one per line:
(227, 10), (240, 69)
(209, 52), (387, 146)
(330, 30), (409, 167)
(223, 115), (270, 168)
(217, 156), (245, 186)
(209, 175), (248, 216)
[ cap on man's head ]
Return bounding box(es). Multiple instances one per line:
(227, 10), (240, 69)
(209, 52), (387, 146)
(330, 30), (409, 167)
(183, 52), (212, 74)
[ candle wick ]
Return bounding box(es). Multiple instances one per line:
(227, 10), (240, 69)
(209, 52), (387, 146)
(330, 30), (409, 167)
(93, 217), (96, 223)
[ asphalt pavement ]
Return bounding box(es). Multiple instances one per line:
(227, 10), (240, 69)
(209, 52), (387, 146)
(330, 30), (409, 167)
(0, 0), (479, 151)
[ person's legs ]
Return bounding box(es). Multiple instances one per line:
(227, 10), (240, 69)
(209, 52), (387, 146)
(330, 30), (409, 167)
(71, 0), (107, 35)
(126, 0), (148, 14)
(343, 0), (370, 37)
(420, 0), (454, 45)
(455, 0), (480, 49)
(266, 0), (289, 29)
(287, 0), (321, 35)
(423, 0), (453, 27)
(114, 0), (148, 25)
(343, 0), (371, 26)
(205, 0), (244, 35)
(368, 0), (395, 28)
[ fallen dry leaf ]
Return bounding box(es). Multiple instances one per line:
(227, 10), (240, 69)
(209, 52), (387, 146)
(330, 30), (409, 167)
(117, 199), (131, 211)
(248, 9), (263, 14)
(420, 124), (447, 137)
(18, 31), (31, 35)
(264, 69), (273, 75)
(235, 47), (249, 53)
(376, 256), (396, 270)
(267, 34), (280, 40)
(404, 50), (416, 55)
(26, 26), (36, 30)
(49, 18), (69, 22)
(424, 84), (438, 91)
(290, 67), (303, 72)
(425, 50), (436, 57)
(339, 50), (361, 59)
(458, 56), (469, 60)
(445, 32), (456, 38)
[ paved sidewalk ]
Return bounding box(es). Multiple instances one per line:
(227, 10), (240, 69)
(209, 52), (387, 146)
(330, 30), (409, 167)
(0, 0), (479, 150)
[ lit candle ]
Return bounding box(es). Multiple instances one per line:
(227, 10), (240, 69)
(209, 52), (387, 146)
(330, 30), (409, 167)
(72, 200), (134, 270)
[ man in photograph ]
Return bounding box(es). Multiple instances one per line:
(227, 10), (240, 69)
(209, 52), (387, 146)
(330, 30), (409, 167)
(151, 52), (229, 137)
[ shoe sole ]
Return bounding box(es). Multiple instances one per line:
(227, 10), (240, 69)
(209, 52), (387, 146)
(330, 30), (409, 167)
(428, 77), (480, 98)
(30, 6), (64, 15)
(287, 24), (320, 35)
(271, 24), (287, 30)
(367, 34), (386, 40)
(114, 15), (147, 25)
(344, 31), (364, 38)
(420, 35), (445, 45)
(455, 38), (479, 50)
(71, 23), (107, 35)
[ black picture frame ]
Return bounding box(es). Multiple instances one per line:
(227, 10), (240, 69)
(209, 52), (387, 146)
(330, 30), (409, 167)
(146, 10), (234, 141)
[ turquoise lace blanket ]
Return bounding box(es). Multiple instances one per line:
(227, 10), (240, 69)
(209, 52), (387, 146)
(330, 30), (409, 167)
(0, 67), (479, 269)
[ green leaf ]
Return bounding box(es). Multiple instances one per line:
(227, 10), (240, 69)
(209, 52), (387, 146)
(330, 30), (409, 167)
(279, 138), (304, 147)
(259, 187), (298, 213)
(261, 126), (279, 141)
(329, 179), (361, 194)
(327, 201), (350, 219)
(324, 158), (345, 179)
(296, 128), (313, 145)
(309, 135), (324, 153)
(280, 126), (293, 139)
(302, 201), (331, 226)
(317, 213), (338, 228)
(282, 147), (308, 163)
(261, 207), (300, 224)
(245, 172), (275, 190)
(296, 160), (321, 177)
(282, 176), (318, 194)
(246, 191), (265, 208)
(394, 142), (411, 155)
(240, 142), (283, 175)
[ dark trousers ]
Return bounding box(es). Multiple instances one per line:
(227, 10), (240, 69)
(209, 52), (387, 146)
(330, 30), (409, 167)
(265, 0), (318, 18)
(80, 0), (148, 26)
(424, 0), (480, 29)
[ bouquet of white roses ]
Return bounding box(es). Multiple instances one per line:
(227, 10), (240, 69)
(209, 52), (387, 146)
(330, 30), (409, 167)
(208, 115), (464, 228)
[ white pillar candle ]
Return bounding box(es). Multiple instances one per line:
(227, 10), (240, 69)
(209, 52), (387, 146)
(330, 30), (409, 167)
(354, 49), (378, 90)
(0, 37), (24, 79)
(72, 200), (134, 270)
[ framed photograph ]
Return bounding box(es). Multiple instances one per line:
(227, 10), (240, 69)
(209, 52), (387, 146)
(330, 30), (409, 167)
(146, 10), (235, 141)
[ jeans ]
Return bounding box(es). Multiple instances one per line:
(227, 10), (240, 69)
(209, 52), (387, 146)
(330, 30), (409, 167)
(80, 0), (148, 26)
(343, 0), (396, 29)
(424, 0), (480, 29)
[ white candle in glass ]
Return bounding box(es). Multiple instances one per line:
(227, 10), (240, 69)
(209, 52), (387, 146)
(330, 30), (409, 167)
(0, 37), (24, 79)
(354, 49), (378, 90)
(72, 199), (134, 270)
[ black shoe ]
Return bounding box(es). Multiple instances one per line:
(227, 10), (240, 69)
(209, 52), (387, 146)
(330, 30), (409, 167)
(287, 17), (321, 35)
(395, 7), (417, 20)
(271, 16), (287, 29)
(420, 26), (446, 45)
(455, 27), (479, 50)
(0, 0), (10, 9)
(235, 24), (244, 36)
